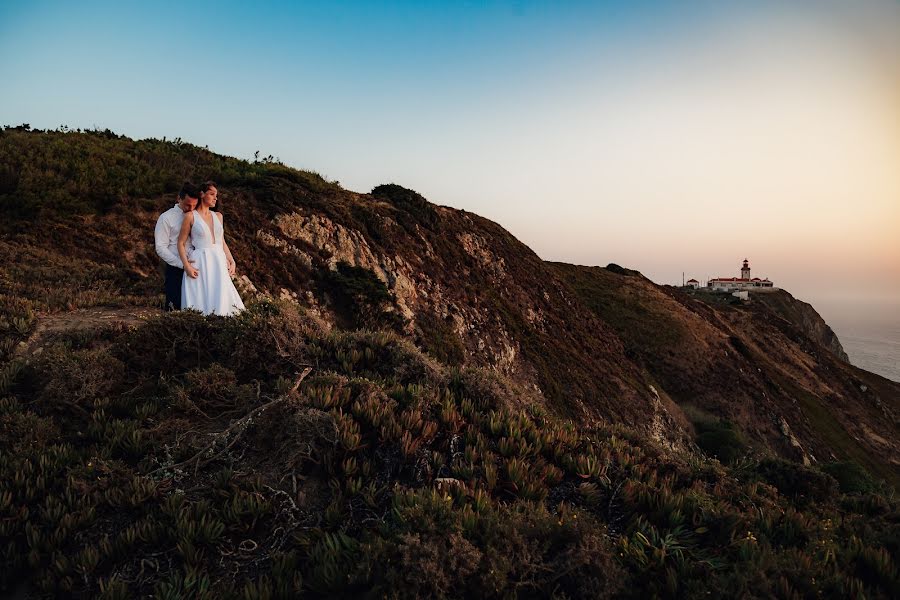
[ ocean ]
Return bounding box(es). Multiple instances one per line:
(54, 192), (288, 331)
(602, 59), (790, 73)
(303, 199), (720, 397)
(817, 300), (900, 383)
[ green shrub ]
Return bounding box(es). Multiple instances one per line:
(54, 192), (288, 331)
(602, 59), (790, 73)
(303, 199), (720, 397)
(757, 458), (838, 504)
(694, 419), (747, 464)
(605, 263), (638, 276)
(371, 184), (439, 231)
(414, 311), (466, 367)
(321, 261), (401, 330)
(821, 461), (876, 494)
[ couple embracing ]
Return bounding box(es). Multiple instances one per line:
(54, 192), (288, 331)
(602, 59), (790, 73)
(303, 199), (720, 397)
(154, 181), (245, 316)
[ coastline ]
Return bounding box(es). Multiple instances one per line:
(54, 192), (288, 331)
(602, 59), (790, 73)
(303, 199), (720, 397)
(817, 299), (900, 383)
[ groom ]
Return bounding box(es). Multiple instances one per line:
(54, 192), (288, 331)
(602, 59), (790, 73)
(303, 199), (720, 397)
(154, 182), (199, 310)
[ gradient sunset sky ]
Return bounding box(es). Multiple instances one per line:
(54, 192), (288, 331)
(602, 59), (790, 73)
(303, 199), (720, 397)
(2, 0), (898, 310)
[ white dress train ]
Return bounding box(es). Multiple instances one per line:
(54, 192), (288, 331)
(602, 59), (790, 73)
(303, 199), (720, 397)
(181, 210), (245, 316)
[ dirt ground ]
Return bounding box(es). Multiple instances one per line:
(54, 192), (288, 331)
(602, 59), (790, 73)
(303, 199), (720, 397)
(14, 306), (162, 359)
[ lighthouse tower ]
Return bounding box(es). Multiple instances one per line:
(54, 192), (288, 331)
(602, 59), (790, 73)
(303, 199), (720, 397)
(741, 258), (751, 280)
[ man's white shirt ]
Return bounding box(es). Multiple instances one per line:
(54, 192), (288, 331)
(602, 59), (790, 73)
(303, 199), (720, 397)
(154, 204), (191, 268)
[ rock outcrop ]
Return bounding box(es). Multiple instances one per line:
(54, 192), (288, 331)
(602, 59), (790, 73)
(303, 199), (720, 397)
(752, 290), (849, 362)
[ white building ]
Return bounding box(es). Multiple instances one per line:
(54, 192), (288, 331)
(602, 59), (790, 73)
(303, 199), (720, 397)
(707, 259), (775, 291)
(686, 278), (700, 289)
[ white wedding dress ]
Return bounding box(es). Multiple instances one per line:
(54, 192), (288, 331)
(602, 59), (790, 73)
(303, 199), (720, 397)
(181, 210), (245, 316)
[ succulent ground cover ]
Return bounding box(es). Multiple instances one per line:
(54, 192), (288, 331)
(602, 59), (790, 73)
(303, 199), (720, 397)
(0, 301), (897, 598)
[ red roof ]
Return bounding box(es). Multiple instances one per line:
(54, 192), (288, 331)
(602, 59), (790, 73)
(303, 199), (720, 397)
(708, 277), (773, 283)
(687, 278), (699, 283)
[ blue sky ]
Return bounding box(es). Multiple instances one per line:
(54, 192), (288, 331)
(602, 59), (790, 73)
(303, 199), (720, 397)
(1, 1), (690, 149)
(2, 0), (899, 310)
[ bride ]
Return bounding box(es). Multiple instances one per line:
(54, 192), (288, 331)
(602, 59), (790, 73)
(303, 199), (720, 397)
(177, 181), (245, 316)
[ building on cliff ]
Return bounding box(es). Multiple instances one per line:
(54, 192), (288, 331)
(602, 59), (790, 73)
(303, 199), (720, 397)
(707, 259), (775, 291)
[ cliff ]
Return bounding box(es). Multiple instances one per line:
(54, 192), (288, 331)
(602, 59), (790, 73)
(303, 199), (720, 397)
(551, 263), (897, 483)
(1, 127), (896, 483)
(1, 127), (898, 598)
(752, 289), (849, 362)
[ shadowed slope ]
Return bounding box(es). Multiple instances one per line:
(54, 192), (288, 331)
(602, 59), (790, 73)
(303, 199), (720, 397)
(549, 262), (900, 488)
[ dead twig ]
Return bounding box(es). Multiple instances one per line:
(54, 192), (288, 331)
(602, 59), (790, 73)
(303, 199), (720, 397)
(149, 368), (311, 476)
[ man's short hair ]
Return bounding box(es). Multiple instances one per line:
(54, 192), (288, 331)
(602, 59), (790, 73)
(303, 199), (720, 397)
(178, 181), (200, 199)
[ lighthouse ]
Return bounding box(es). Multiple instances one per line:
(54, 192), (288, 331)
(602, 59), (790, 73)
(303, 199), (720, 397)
(707, 258), (775, 290)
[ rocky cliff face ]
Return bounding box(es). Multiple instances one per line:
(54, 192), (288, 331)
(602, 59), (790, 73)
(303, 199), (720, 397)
(1, 128), (896, 486)
(248, 193), (667, 432)
(752, 290), (849, 362)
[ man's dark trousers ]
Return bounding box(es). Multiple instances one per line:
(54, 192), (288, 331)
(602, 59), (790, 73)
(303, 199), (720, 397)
(164, 265), (184, 311)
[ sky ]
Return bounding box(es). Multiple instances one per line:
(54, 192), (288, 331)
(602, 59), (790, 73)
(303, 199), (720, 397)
(2, 0), (899, 314)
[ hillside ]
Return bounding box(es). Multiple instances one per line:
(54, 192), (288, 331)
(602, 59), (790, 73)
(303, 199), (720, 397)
(0, 127), (898, 598)
(550, 264), (898, 487)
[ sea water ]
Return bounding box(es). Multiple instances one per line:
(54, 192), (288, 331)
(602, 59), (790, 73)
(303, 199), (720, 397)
(817, 299), (900, 383)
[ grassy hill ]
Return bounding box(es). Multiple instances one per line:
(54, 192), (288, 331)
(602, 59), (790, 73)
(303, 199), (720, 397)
(0, 126), (898, 597)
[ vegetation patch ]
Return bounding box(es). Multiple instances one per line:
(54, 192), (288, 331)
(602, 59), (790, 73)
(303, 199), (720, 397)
(319, 261), (403, 331)
(821, 461), (877, 495)
(694, 419), (747, 465)
(371, 184), (440, 231)
(0, 302), (897, 598)
(549, 262), (685, 356)
(414, 311), (466, 367)
(756, 458), (839, 506)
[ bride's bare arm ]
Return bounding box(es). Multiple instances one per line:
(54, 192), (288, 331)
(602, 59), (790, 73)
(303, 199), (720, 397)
(178, 213), (199, 278)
